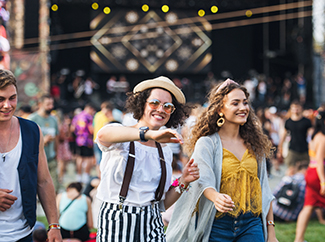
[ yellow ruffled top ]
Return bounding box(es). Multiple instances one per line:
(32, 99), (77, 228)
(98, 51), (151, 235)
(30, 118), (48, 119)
(215, 148), (262, 219)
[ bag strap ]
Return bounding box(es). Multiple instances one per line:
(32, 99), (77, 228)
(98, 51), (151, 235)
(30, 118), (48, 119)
(119, 141), (166, 208)
(60, 193), (81, 216)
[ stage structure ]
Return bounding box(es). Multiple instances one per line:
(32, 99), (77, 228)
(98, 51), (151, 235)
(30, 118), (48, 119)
(312, 0), (325, 107)
(8, 0), (50, 107)
(6, 0), (317, 106)
(90, 9), (212, 74)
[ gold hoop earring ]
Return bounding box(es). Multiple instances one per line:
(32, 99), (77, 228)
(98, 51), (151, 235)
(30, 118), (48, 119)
(217, 113), (225, 127)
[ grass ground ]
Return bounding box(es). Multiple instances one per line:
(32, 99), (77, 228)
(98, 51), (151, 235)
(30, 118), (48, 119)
(38, 217), (325, 241)
(275, 219), (324, 242)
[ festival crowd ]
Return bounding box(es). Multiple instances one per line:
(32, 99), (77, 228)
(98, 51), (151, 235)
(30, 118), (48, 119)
(0, 67), (324, 242)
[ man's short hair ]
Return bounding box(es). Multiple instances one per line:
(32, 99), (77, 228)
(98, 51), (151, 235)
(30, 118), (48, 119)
(19, 105), (32, 113)
(0, 69), (17, 90)
(290, 100), (302, 107)
(32, 228), (47, 242)
(103, 101), (114, 111)
(84, 102), (97, 110)
(39, 94), (53, 103)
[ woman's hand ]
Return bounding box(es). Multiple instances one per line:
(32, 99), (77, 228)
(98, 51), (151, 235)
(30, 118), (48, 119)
(213, 193), (235, 213)
(267, 237), (279, 242)
(147, 129), (183, 144)
(320, 183), (325, 196)
(179, 159), (200, 185)
(267, 230), (279, 242)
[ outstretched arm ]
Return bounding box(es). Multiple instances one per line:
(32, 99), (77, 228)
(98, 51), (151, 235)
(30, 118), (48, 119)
(164, 159), (199, 209)
(37, 127), (62, 242)
(97, 125), (183, 147)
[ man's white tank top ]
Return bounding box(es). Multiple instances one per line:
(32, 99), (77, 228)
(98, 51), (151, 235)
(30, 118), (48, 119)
(0, 129), (31, 241)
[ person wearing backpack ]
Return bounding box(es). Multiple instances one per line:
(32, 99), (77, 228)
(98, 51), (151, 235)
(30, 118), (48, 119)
(272, 161), (308, 222)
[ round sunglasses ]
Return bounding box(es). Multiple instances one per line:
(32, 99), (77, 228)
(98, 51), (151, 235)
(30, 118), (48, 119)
(147, 99), (176, 114)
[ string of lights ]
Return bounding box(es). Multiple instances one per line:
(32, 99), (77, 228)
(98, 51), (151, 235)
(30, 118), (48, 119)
(23, 1), (313, 50)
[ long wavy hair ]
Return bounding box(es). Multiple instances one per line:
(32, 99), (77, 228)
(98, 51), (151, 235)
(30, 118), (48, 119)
(185, 81), (273, 162)
(312, 110), (325, 139)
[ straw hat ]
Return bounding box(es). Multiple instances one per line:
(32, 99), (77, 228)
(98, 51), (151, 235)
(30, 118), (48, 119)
(133, 76), (186, 104)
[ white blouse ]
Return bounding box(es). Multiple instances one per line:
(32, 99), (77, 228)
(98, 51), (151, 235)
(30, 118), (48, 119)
(96, 124), (173, 207)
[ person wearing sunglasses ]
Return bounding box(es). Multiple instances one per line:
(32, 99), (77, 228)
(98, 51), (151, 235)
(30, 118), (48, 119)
(95, 76), (200, 242)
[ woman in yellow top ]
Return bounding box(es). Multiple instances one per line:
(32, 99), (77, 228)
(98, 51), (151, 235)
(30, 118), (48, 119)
(166, 79), (278, 242)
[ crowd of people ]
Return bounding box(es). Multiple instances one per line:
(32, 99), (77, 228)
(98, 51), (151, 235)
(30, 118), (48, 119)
(1, 67), (325, 242)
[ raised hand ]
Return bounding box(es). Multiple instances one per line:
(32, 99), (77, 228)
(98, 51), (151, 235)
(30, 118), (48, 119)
(179, 159), (200, 185)
(0, 189), (17, 212)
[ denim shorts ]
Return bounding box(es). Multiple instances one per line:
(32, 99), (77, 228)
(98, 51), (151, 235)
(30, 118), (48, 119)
(209, 212), (264, 242)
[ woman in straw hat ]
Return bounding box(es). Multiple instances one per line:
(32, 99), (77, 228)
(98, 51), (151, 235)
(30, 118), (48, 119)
(95, 76), (199, 241)
(166, 79), (278, 242)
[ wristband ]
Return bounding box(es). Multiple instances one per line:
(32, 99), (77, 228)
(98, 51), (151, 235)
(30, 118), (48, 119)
(139, 126), (149, 142)
(171, 177), (190, 193)
(267, 220), (275, 227)
(47, 223), (61, 232)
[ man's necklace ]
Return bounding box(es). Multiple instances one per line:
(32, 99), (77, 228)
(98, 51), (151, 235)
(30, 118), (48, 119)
(0, 119), (13, 162)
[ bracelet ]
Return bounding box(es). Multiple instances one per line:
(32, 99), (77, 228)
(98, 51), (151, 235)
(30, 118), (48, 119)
(321, 182), (325, 186)
(171, 178), (190, 194)
(267, 220), (275, 227)
(47, 223), (61, 232)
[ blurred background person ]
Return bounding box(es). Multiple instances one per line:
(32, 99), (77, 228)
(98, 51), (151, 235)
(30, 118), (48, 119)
(92, 101), (114, 178)
(17, 104), (32, 119)
(278, 101), (312, 176)
(32, 227), (47, 242)
(29, 94), (60, 192)
(56, 182), (93, 242)
(57, 112), (73, 183)
(272, 161), (309, 222)
(294, 110), (325, 242)
(71, 103), (96, 184)
(265, 106), (285, 175)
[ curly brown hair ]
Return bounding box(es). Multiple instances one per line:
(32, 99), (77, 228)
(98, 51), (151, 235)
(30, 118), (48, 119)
(125, 88), (192, 128)
(185, 82), (273, 161)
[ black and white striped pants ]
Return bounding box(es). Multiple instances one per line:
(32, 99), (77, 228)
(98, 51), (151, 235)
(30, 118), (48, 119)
(97, 202), (165, 242)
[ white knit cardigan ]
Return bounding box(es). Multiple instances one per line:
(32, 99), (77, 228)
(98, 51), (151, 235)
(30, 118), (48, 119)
(166, 132), (274, 242)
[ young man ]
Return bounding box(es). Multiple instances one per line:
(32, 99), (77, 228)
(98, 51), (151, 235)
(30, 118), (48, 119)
(93, 101), (115, 177)
(0, 69), (62, 241)
(29, 94), (60, 192)
(277, 100), (312, 176)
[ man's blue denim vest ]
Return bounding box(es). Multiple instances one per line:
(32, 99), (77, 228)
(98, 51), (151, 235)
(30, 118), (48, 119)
(17, 117), (40, 228)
